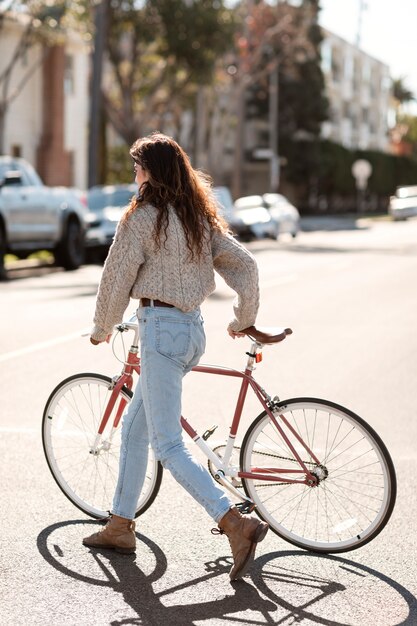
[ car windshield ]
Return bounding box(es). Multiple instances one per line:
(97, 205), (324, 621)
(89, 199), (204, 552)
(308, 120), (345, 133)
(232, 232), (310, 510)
(397, 186), (417, 199)
(263, 193), (288, 206)
(234, 196), (264, 211)
(88, 189), (135, 211)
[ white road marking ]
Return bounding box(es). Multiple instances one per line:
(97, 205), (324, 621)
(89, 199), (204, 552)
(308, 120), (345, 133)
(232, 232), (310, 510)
(0, 329), (90, 363)
(0, 427), (37, 434)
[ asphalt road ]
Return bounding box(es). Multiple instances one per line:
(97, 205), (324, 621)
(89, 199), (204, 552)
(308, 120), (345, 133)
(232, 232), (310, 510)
(1, 216), (416, 625)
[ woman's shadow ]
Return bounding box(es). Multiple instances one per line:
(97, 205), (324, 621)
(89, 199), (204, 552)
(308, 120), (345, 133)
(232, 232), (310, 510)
(37, 520), (275, 626)
(37, 520), (417, 626)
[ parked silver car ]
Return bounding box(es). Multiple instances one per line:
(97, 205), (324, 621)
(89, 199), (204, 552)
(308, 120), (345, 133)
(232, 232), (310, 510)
(0, 156), (88, 279)
(229, 193), (301, 240)
(86, 184), (137, 262)
(212, 186), (246, 237)
(263, 193), (300, 238)
(388, 186), (417, 220)
(233, 195), (279, 240)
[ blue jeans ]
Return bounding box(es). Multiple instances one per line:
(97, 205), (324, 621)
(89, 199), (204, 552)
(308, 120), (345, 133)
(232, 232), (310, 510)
(112, 304), (233, 523)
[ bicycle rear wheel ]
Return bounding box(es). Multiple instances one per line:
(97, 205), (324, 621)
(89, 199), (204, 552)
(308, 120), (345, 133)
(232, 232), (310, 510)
(42, 373), (163, 519)
(240, 397), (396, 553)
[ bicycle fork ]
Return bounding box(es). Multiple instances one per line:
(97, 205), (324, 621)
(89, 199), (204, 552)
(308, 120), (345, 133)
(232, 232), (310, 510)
(90, 375), (132, 455)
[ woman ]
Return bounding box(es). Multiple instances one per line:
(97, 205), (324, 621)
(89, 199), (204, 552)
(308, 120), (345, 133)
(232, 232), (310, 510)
(83, 132), (268, 580)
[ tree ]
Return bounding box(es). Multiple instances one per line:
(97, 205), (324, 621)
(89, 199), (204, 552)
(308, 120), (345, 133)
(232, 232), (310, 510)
(394, 114), (417, 159)
(230, 0), (328, 196)
(392, 77), (415, 106)
(100, 0), (236, 149)
(390, 77), (415, 157)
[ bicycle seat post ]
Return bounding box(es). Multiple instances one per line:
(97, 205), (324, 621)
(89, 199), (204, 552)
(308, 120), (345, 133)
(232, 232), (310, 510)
(245, 341), (263, 371)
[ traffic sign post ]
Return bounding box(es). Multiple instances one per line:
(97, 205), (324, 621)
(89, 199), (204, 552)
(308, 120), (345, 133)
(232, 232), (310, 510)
(351, 159), (372, 213)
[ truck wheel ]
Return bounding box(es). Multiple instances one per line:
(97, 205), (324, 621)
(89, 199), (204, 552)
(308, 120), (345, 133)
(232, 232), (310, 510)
(0, 224), (7, 281)
(55, 217), (85, 271)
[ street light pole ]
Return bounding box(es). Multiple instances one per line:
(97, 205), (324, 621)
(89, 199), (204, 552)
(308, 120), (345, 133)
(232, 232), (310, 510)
(88, 0), (108, 189)
(269, 59), (280, 192)
(232, 0), (254, 200)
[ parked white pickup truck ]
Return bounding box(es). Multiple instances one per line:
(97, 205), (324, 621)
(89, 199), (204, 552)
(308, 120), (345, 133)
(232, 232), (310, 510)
(0, 156), (88, 279)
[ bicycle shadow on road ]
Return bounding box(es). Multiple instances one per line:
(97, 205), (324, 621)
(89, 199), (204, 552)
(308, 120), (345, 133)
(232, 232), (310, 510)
(251, 550), (417, 626)
(37, 521), (417, 626)
(37, 520), (275, 625)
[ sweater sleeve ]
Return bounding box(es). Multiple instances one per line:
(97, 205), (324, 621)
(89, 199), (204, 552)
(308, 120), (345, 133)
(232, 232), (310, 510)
(211, 231), (260, 332)
(91, 218), (145, 341)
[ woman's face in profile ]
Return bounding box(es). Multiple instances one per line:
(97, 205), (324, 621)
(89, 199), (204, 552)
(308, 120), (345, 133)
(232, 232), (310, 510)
(134, 161), (149, 187)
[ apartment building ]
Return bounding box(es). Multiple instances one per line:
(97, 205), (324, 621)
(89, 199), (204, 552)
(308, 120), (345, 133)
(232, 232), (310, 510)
(320, 28), (391, 152)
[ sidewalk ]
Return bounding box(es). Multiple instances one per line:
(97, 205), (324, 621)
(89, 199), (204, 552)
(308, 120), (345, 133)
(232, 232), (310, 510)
(300, 213), (388, 232)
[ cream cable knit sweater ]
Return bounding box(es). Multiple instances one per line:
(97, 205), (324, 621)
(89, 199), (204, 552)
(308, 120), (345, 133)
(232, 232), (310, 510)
(91, 203), (260, 342)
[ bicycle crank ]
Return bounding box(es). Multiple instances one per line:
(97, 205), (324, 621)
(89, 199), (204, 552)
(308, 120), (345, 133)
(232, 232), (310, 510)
(207, 445), (242, 488)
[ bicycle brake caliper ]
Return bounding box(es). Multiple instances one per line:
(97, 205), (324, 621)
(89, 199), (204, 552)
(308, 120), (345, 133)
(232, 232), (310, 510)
(109, 375), (121, 390)
(267, 395), (281, 410)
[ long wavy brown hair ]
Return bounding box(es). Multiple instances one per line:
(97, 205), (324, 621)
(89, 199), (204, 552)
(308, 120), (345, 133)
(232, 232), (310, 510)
(123, 132), (228, 258)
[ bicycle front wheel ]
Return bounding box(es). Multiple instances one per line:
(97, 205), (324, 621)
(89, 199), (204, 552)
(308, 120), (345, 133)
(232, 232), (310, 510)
(240, 397), (396, 553)
(42, 373), (163, 519)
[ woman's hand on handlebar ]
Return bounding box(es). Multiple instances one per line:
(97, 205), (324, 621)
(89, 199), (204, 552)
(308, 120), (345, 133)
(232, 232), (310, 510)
(90, 334), (112, 345)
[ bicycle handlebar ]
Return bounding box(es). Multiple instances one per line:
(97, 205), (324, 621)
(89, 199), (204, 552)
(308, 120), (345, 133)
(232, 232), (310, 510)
(114, 313), (292, 347)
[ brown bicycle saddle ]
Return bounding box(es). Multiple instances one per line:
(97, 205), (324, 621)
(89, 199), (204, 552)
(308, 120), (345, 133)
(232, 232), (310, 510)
(241, 326), (293, 344)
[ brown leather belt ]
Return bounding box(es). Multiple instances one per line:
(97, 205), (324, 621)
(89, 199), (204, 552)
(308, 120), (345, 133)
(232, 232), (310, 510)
(140, 298), (174, 308)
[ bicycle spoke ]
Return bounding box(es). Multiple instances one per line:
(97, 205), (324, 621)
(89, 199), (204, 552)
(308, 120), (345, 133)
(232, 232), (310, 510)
(241, 399), (395, 552)
(43, 374), (162, 519)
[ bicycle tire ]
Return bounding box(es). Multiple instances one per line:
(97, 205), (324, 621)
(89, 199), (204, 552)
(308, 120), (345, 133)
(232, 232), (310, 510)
(240, 397), (396, 553)
(42, 373), (163, 520)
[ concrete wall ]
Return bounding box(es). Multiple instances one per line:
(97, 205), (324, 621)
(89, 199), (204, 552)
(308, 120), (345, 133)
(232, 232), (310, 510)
(0, 15), (89, 189)
(1, 20), (43, 164)
(64, 41), (89, 189)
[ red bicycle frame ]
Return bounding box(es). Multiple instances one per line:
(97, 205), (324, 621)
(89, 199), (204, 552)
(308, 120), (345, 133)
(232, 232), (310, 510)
(95, 328), (320, 501)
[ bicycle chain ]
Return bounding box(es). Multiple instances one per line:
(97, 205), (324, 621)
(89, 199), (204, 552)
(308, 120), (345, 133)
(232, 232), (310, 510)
(208, 444), (317, 488)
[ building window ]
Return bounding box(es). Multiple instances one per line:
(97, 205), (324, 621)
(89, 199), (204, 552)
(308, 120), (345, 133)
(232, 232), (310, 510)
(362, 60), (371, 84)
(370, 121), (376, 135)
(330, 106), (340, 124)
(344, 55), (353, 81)
(321, 41), (332, 74)
(343, 101), (352, 119)
(64, 55), (75, 95)
(331, 52), (342, 83)
(352, 58), (361, 91)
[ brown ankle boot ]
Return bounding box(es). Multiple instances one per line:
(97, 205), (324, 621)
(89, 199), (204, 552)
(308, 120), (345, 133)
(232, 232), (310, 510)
(82, 515), (136, 554)
(215, 507), (269, 580)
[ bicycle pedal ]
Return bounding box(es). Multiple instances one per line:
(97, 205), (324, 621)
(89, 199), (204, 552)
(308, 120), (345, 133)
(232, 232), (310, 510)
(236, 501), (256, 515)
(202, 425), (218, 441)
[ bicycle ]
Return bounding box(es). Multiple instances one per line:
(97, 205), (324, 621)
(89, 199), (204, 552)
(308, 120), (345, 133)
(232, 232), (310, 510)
(42, 315), (396, 554)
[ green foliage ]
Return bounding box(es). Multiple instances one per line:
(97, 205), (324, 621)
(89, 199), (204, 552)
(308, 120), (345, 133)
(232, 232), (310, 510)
(392, 77), (415, 104)
(317, 141), (355, 195)
(151, 0), (235, 83)
(279, 58), (328, 144)
(243, 1), (328, 184)
(102, 0), (236, 145)
(317, 140), (417, 198)
(282, 137), (322, 187)
(106, 145), (135, 185)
